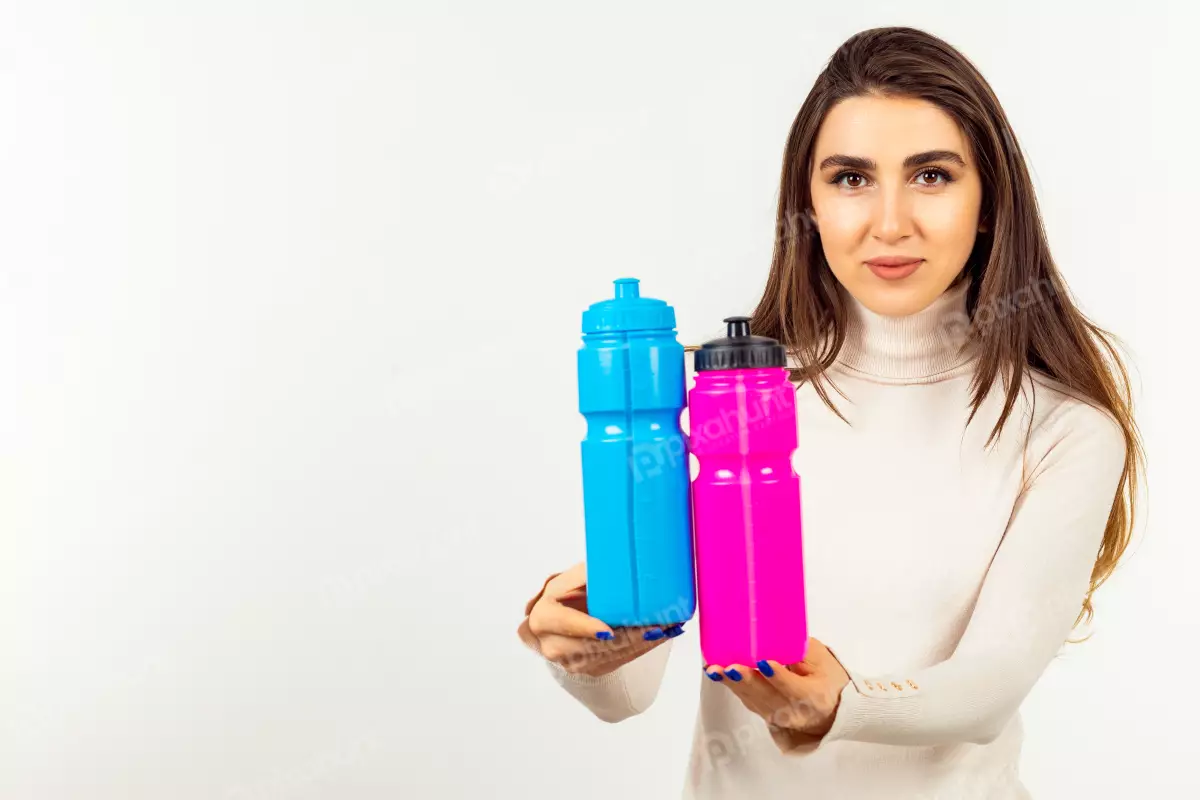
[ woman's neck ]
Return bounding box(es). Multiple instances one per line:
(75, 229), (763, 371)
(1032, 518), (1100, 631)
(833, 279), (977, 383)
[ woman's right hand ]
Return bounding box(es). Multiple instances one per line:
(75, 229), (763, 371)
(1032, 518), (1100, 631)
(517, 562), (684, 678)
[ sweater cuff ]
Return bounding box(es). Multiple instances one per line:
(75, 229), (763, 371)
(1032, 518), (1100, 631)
(545, 658), (626, 687)
(822, 667), (924, 744)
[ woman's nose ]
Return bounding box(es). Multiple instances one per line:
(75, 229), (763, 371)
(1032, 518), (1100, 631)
(871, 183), (914, 243)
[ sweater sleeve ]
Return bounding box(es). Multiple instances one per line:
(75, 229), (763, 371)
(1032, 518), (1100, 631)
(545, 639), (673, 723)
(818, 401), (1128, 748)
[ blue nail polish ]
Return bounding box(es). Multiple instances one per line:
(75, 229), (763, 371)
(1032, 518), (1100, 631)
(663, 623), (685, 638)
(756, 660), (775, 677)
(595, 631), (614, 640)
(726, 668), (743, 682)
(643, 628), (665, 641)
(706, 671), (724, 681)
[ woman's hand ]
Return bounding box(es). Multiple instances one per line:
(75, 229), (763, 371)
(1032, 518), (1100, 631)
(517, 562), (685, 678)
(705, 637), (850, 751)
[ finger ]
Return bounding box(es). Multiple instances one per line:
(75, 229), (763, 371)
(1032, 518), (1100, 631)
(786, 660), (816, 678)
(557, 589), (590, 615)
(804, 637), (847, 676)
(707, 663), (783, 718)
(516, 617), (540, 653)
(785, 639), (819, 676)
(523, 570), (564, 617)
(529, 598), (614, 640)
(757, 659), (821, 731)
(796, 636), (837, 671)
(784, 637), (833, 678)
(537, 633), (615, 671)
(759, 659), (812, 695)
(543, 563), (588, 598)
(605, 622), (684, 657)
(629, 621), (686, 642)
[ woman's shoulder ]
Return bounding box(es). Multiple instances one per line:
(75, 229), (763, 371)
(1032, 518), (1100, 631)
(1016, 367), (1126, 461)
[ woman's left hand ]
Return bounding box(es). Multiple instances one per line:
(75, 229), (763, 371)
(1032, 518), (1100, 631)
(706, 636), (851, 751)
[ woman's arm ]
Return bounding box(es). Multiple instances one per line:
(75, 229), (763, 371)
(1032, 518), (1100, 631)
(545, 640), (673, 723)
(817, 400), (1128, 748)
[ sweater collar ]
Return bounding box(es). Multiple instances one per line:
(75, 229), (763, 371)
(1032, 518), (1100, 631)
(833, 278), (977, 382)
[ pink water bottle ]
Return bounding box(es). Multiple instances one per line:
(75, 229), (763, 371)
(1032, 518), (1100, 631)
(689, 316), (807, 667)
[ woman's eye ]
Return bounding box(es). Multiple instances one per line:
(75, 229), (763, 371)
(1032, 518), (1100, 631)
(916, 169), (951, 186)
(833, 171), (866, 189)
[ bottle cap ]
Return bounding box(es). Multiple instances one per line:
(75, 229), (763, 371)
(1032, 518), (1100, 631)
(581, 278), (677, 333)
(693, 316), (787, 371)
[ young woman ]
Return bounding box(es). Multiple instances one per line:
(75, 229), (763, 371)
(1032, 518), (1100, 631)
(517, 26), (1143, 798)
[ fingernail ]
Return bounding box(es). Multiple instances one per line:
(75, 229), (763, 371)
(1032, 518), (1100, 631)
(706, 671), (724, 682)
(663, 623), (685, 638)
(725, 668), (743, 682)
(643, 627), (665, 641)
(595, 631), (614, 640)
(756, 660), (775, 677)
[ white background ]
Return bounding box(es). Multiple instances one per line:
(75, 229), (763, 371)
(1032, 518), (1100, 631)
(2, 2), (1196, 798)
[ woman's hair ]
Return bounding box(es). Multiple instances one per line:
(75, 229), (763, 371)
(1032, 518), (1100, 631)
(748, 26), (1144, 639)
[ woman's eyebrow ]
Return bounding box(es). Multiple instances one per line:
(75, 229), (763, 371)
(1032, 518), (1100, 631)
(906, 149), (967, 169)
(817, 154), (874, 171)
(817, 150), (968, 171)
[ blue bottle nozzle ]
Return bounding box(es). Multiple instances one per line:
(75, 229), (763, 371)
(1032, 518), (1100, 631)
(614, 278), (640, 299)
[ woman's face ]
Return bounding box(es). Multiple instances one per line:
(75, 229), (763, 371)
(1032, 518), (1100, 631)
(808, 94), (985, 317)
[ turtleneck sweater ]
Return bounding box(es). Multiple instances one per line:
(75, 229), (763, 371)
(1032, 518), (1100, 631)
(538, 279), (1127, 799)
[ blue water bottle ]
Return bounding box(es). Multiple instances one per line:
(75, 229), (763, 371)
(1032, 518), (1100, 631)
(578, 277), (696, 628)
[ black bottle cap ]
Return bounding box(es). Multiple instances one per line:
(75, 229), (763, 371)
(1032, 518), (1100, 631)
(693, 316), (787, 372)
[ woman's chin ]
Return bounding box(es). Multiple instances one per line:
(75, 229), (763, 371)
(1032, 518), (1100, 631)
(842, 270), (958, 318)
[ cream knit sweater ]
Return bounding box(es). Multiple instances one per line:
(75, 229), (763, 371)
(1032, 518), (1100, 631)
(544, 279), (1127, 799)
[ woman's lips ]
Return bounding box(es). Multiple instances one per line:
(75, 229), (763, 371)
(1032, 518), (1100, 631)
(865, 258), (923, 280)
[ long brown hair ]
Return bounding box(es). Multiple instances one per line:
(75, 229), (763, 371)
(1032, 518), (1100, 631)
(749, 27), (1144, 638)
